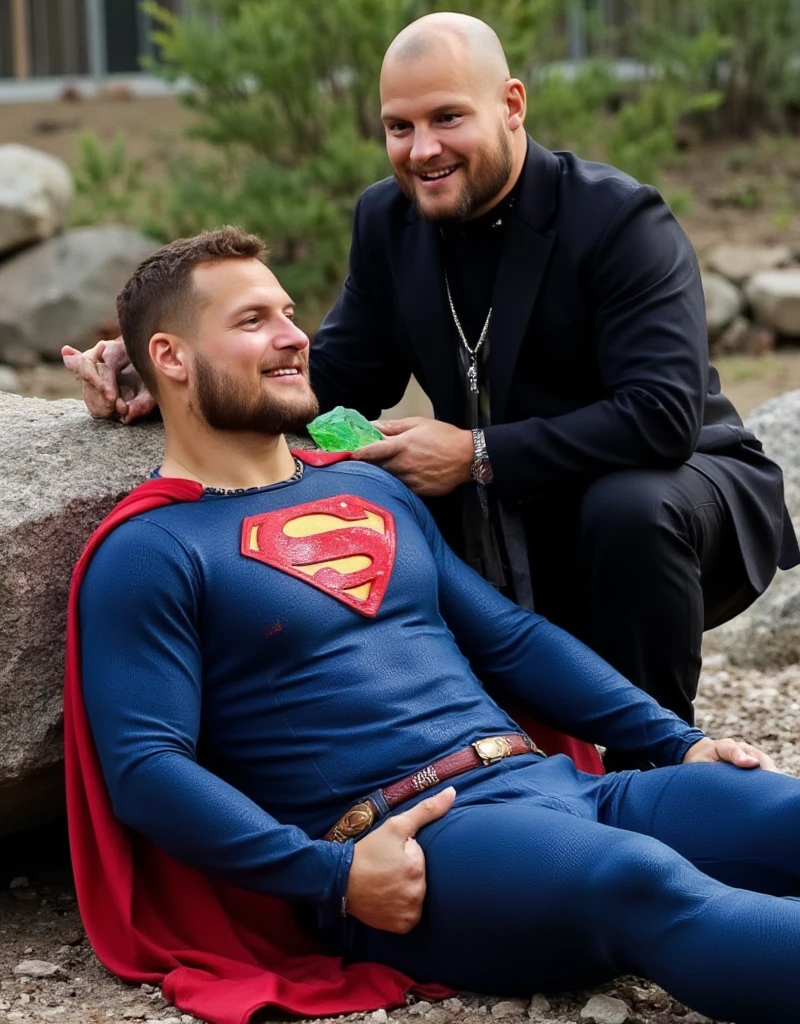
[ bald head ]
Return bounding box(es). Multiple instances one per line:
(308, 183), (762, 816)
(382, 13), (510, 94)
(379, 13), (526, 224)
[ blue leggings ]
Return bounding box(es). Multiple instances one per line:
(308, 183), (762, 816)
(339, 755), (800, 1024)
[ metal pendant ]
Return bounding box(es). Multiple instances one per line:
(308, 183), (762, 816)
(467, 358), (479, 394)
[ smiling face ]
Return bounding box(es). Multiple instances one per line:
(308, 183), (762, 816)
(186, 258), (319, 435)
(380, 34), (524, 223)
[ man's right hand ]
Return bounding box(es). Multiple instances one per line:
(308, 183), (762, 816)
(61, 338), (156, 424)
(345, 786), (456, 933)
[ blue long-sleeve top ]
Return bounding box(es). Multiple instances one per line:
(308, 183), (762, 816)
(79, 461), (705, 918)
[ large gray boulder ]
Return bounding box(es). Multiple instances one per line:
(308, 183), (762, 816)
(0, 226), (158, 366)
(705, 390), (800, 668)
(0, 145), (73, 257)
(0, 393), (165, 834)
(0, 393), (312, 834)
(745, 269), (800, 336)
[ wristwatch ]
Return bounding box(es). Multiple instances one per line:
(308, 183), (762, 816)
(470, 428), (494, 485)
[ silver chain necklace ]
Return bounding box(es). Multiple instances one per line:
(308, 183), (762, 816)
(443, 269), (492, 395)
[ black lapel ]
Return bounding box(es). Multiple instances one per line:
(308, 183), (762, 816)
(489, 138), (561, 422)
(393, 214), (463, 424)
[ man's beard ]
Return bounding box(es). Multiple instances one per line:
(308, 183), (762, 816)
(399, 126), (513, 224)
(192, 352), (319, 436)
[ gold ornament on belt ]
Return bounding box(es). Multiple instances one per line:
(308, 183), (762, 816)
(328, 801), (376, 843)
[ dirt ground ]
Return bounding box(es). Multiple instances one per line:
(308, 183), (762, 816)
(0, 96), (197, 167)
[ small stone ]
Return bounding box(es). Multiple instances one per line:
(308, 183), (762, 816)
(707, 243), (791, 285)
(703, 272), (743, 335)
(527, 994), (552, 1019)
(579, 994), (630, 1024)
(409, 1002), (433, 1016)
(10, 877), (29, 889)
(0, 1001), (11, 1011)
(7, 1011), (24, 1021)
(13, 959), (61, 978)
(307, 406), (383, 452)
(370, 1011), (389, 1023)
(491, 1001), (528, 1019)
(140, 984), (156, 994)
(121, 1005), (152, 1019)
(181, 1017), (196, 1024)
(423, 1011), (449, 1024)
(19, 993), (31, 1005)
(0, 365), (19, 392)
(442, 998), (465, 1012)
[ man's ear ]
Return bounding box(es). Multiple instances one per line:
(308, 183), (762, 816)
(505, 79), (526, 131)
(149, 333), (189, 385)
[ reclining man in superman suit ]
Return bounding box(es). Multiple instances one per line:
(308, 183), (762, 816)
(77, 227), (800, 1024)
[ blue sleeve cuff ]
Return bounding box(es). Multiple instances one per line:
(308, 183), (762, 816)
(317, 839), (355, 928)
(664, 727), (707, 766)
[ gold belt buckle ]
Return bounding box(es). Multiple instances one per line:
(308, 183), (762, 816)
(328, 801), (376, 844)
(472, 735), (513, 766)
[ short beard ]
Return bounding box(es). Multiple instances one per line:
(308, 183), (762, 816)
(400, 126), (513, 224)
(192, 352), (319, 436)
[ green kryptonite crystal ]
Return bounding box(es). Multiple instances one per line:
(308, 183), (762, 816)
(307, 406), (384, 452)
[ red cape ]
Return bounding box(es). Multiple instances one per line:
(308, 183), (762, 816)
(64, 453), (602, 1024)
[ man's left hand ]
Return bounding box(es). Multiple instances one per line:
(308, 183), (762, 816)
(353, 417), (473, 497)
(683, 736), (778, 772)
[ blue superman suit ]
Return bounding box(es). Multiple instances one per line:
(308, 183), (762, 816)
(79, 460), (800, 1024)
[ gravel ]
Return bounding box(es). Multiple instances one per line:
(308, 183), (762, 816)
(2, 655), (797, 1024)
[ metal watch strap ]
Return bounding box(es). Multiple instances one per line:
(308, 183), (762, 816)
(471, 428), (493, 484)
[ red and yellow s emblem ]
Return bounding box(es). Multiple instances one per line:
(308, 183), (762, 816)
(241, 495), (396, 617)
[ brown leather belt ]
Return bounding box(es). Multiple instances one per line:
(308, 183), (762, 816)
(323, 733), (542, 843)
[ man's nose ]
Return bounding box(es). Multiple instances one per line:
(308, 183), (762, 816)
(273, 320), (310, 352)
(409, 127), (443, 165)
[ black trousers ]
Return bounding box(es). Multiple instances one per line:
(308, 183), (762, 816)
(521, 466), (757, 752)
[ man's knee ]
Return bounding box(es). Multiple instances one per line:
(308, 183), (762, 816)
(579, 470), (686, 558)
(582, 834), (700, 926)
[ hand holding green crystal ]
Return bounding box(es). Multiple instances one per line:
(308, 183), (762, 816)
(307, 406), (384, 452)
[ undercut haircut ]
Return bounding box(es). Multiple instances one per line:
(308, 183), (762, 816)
(117, 226), (267, 394)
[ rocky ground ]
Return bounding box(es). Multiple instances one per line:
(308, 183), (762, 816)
(2, 654), (798, 1024)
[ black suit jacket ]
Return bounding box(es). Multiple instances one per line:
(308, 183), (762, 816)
(311, 137), (799, 593)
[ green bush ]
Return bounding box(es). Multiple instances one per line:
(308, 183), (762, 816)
(70, 131), (149, 228)
(623, 0), (800, 136)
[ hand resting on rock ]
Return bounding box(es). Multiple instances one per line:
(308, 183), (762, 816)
(61, 337), (156, 424)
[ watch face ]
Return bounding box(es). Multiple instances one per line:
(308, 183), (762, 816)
(473, 458), (493, 485)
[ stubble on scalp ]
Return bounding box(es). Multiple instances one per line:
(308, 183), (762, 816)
(382, 13), (510, 90)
